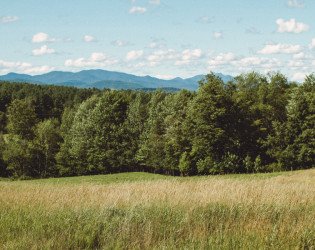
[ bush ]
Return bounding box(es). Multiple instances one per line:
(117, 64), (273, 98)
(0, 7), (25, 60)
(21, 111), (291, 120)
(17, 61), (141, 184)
(196, 157), (213, 175)
(222, 152), (244, 174)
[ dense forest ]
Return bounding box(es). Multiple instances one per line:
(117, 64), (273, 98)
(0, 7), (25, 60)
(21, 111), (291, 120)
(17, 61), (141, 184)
(0, 72), (314, 179)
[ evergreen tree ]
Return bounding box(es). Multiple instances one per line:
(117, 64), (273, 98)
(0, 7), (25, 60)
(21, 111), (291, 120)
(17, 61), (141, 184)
(6, 98), (38, 140)
(0, 134), (7, 177)
(87, 90), (128, 173)
(185, 73), (234, 173)
(56, 95), (99, 176)
(123, 91), (151, 171)
(136, 89), (167, 172)
(3, 135), (36, 178)
(164, 89), (193, 175)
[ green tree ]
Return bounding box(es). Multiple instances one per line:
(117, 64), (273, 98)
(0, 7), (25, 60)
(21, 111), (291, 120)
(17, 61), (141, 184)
(178, 152), (191, 176)
(164, 89), (193, 175)
(34, 118), (62, 177)
(284, 75), (315, 169)
(0, 111), (5, 132)
(0, 134), (7, 176)
(185, 73), (234, 172)
(136, 89), (167, 172)
(123, 91), (151, 171)
(254, 155), (262, 173)
(56, 95), (99, 176)
(6, 98), (38, 140)
(3, 135), (36, 178)
(244, 155), (254, 173)
(196, 157), (213, 175)
(87, 90), (129, 174)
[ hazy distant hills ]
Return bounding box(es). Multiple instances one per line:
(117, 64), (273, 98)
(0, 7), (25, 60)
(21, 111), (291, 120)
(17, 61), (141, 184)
(0, 69), (234, 91)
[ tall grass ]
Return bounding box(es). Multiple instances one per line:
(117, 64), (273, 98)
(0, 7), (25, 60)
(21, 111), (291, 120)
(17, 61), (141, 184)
(0, 170), (314, 249)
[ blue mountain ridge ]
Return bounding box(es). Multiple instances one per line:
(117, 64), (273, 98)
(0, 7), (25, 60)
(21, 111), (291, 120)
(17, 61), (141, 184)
(0, 69), (234, 91)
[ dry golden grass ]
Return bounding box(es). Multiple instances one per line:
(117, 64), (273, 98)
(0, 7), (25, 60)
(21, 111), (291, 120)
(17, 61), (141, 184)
(0, 169), (314, 249)
(1, 169), (314, 210)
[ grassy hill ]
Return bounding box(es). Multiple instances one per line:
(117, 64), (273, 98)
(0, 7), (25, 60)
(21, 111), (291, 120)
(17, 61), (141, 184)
(25, 172), (174, 185)
(0, 169), (314, 249)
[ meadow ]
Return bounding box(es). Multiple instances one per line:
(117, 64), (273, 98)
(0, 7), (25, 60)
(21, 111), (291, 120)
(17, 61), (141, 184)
(0, 170), (314, 249)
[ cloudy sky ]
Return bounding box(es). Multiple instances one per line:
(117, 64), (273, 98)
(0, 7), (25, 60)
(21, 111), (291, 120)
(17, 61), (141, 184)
(1, 0), (314, 81)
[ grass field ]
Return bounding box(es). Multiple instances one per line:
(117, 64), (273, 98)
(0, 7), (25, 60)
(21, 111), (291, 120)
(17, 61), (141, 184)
(0, 170), (314, 249)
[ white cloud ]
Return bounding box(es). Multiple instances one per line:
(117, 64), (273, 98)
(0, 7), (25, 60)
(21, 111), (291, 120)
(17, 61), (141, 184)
(112, 40), (132, 47)
(257, 43), (303, 54)
(89, 52), (106, 62)
(65, 53), (119, 68)
(146, 42), (163, 49)
(127, 61), (160, 68)
(154, 75), (176, 80)
(216, 53), (235, 61)
(293, 52), (304, 59)
(309, 38), (315, 50)
(129, 6), (147, 14)
(32, 45), (55, 56)
(128, 48), (201, 68)
(0, 60), (30, 71)
(276, 18), (309, 33)
(214, 32), (222, 39)
(232, 57), (282, 71)
(291, 72), (308, 82)
(148, 0), (160, 5)
(0, 60), (54, 75)
(146, 49), (178, 65)
(197, 16), (215, 23)
(287, 0), (305, 8)
(146, 42), (158, 49)
(1, 16), (19, 23)
(32, 32), (58, 43)
(293, 52), (312, 59)
(207, 53), (282, 72)
(288, 60), (305, 67)
(199, 16), (209, 22)
(207, 53), (236, 69)
(125, 50), (144, 61)
(84, 35), (96, 42)
(175, 49), (203, 66)
(23, 65), (55, 75)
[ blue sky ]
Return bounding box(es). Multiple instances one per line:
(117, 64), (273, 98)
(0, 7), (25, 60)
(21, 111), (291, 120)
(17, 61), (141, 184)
(1, 0), (314, 81)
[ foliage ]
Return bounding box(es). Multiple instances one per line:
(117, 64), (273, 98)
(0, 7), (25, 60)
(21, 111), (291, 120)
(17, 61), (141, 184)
(33, 118), (62, 177)
(6, 98), (38, 140)
(0, 134), (7, 176)
(178, 152), (191, 176)
(2, 135), (36, 178)
(1, 72), (315, 178)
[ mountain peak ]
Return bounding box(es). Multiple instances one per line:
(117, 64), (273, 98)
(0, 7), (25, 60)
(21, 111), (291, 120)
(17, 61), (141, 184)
(0, 69), (233, 90)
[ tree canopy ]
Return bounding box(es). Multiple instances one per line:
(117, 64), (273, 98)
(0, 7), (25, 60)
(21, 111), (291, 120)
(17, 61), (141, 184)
(0, 72), (314, 178)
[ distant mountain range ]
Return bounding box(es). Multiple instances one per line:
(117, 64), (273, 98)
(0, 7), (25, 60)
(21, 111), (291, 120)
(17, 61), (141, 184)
(0, 69), (234, 91)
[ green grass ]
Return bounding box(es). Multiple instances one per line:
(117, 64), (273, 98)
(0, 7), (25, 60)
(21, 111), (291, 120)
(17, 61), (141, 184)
(187, 170), (290, 181)
(0, 169), (314, 249)
(27, 171), (173, 185)
(2, 204), (313, 249)
(19, 169), (293, 185)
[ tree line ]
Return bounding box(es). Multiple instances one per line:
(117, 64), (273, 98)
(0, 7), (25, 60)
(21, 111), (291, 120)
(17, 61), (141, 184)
(0, 72), (314, 179)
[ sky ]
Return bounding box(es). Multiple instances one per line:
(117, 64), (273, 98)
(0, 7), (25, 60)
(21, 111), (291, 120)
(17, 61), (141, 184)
(1, 0), (315, 81)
